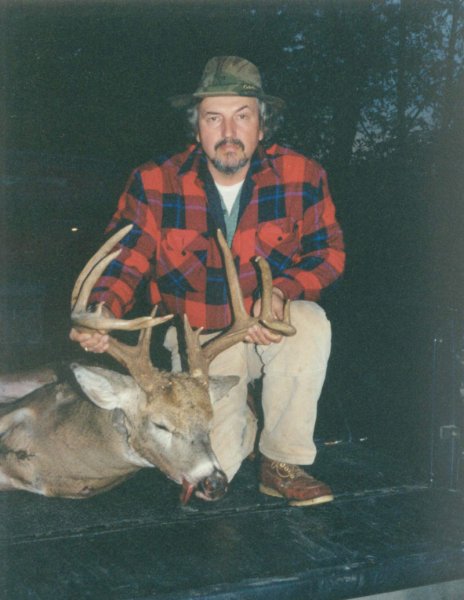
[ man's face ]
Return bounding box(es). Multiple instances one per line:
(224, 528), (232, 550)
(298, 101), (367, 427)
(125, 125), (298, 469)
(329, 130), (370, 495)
(196, 96), (263, 180)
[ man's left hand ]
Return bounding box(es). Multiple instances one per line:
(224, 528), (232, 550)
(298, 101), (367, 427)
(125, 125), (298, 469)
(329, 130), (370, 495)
(245, 288), (286, 345)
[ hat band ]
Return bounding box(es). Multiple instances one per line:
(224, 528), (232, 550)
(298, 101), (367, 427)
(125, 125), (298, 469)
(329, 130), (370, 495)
(194, 82), (262, 98)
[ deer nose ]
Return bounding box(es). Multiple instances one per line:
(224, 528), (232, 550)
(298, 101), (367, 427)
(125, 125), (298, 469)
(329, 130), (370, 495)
(199, 468), (228, 501)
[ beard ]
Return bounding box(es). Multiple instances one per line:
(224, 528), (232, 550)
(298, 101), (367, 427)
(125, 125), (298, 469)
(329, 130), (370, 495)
(212, 138), (249, 175)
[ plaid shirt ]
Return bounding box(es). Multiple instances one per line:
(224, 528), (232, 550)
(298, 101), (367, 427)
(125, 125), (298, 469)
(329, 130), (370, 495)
(90, 143), (345, 331)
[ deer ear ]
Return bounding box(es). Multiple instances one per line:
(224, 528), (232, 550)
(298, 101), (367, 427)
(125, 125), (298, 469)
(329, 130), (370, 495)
(208, 375), (240, 404)
(70, 364), (143, 410)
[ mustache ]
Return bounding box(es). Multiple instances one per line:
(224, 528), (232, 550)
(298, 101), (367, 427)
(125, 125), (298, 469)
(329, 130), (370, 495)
(214, 138), (245, 151)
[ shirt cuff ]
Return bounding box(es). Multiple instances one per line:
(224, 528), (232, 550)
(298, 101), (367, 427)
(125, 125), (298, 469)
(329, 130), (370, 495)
(272, 277), (305, 300)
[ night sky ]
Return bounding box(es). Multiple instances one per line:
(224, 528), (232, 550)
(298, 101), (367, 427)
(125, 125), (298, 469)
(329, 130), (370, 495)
(4, 2), (306, 165)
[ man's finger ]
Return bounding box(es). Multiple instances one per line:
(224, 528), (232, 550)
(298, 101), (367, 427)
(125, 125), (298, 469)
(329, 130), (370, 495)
(246, 324), (282, 345)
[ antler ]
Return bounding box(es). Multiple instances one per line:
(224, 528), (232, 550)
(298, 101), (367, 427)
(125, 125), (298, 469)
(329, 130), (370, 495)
(71, 225), (173, 390)
(184, 229), (296, 378)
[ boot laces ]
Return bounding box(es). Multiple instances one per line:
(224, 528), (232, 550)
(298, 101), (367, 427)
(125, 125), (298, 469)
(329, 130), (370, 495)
(272, 461), (303, 480)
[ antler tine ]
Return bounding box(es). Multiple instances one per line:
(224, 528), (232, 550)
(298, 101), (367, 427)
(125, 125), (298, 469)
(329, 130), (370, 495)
(255, 255), (274, 325)
(216, 229), (250, 328)
(137, 306), (161, 358)
(104, 310), (162, 389)
(255, 257), (295, 335)
(217, 228), (295, 335)
(71, 225), (172, 332)
(196, 230), (296, 371)
(105, 336), (140, 372)
(72, 249), (121, 318)
(71, 224), (133, 311)
(183, 315), (209, 379)
(103, 341), (159, 393)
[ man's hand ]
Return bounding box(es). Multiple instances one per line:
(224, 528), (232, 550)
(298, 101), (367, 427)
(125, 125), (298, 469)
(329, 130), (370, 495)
(69, 306), (113, 354)
(245, 288), (286, 345)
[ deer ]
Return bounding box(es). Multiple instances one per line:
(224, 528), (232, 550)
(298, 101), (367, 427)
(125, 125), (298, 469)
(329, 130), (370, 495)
(0, 225), (295, 503)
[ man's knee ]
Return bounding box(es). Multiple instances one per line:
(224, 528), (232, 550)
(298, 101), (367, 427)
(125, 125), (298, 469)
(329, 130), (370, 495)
(291, 301), (331, 344)
(263, 301), (331, 374)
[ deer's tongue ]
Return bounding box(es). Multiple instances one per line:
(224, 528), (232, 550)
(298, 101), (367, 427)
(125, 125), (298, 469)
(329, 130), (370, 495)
(180, 479), (195, 504)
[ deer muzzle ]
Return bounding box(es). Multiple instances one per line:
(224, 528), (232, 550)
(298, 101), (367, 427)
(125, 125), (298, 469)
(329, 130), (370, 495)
(181, 467), (228, 504)
(198, 467), (228, 501)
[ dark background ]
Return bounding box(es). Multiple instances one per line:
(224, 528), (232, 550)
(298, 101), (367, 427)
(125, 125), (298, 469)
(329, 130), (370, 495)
(1, 0), (463, 475)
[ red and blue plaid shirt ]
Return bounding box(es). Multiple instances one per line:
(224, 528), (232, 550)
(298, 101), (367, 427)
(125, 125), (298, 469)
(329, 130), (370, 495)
(90, 143), (345, 331)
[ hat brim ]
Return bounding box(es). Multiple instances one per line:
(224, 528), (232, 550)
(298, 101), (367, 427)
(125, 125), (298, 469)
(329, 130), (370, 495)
(169, 91), (286, 112)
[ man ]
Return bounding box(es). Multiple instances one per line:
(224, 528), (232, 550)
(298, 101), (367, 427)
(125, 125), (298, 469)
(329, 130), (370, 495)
(70, 56), (345, 506)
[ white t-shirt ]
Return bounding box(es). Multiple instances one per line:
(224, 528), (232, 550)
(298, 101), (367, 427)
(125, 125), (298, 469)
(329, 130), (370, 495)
(215, 180), (245, 214)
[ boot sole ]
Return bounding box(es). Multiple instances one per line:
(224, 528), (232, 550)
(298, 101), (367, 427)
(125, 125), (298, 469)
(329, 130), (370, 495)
(259, 483), (334, 507)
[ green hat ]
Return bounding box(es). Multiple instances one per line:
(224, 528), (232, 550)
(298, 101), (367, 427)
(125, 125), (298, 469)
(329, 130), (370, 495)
(169, 56), (285, 111)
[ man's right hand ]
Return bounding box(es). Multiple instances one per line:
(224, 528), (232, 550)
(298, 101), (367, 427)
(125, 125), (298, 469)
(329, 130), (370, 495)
(69, 305), (113, 353)
(69, 328), (110, 353)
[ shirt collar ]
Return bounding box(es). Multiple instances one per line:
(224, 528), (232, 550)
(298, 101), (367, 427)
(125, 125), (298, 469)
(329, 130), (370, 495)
(177, 143), (205, 176)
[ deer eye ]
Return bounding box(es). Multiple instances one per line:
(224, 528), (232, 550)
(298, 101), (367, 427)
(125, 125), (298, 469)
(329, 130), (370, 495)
(153, 421), (172, 433)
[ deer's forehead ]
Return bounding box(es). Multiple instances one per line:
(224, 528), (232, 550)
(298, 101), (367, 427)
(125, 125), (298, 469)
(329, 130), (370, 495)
(143, 376), (213, 421)
(146, 375), (209, 403)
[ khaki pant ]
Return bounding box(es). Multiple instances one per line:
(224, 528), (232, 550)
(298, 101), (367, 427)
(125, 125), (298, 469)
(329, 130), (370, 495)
(164, 301), (331, 482)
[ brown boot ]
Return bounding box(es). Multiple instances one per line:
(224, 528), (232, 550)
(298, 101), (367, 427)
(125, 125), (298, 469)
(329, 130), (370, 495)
(259, 456), (334, 507)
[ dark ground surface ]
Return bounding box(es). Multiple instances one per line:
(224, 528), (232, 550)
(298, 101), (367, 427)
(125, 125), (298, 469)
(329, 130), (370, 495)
(1, 441), (463, 600)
